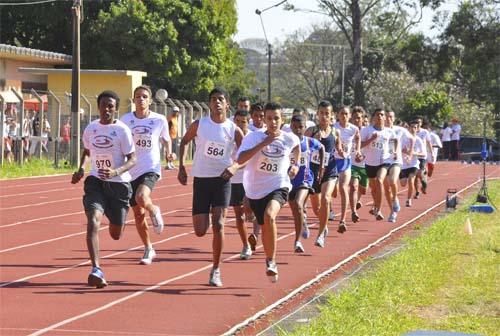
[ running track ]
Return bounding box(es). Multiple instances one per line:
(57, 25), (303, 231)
(0, 162), (498, 336)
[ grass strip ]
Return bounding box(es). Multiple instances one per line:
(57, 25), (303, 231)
(0, 158), (74, 179)
(285, 180), (500, 336)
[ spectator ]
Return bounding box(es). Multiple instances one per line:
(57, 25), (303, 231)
(41, 115), (51, 153)
(60, 117), (71, 157)
(167, 106), (180, 169)
(440, 122), (452, 160)
(29, 114), (41, 156)
(450, 118), (461, 160)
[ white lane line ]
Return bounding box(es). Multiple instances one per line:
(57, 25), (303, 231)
(0, 186), (80, 198)
(223, 177), (497, 336)
(0, 192), (192, 228)
(1, 327), (170, 335)
(0, 203), (192, 253)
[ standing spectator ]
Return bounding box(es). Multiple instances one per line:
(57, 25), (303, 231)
(41, 115), (51, 153)
(22, 110), (33, 159)
(60, 117), (71, 158)
(450, 118), (461, 160)
(167, 106), (179, 169)
(440, 122), (452, 160)
(29, 114), (41, 156)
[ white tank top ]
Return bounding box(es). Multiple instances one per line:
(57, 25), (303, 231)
(191, 116), (237, 177)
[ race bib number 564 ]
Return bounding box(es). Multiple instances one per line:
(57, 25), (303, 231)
(204, 141), (226, 159)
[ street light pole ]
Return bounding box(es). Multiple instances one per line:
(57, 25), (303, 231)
(70, 0), (82, 166)
(255, 0), (287, 102)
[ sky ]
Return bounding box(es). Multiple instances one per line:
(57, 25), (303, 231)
(234, 0), (459, 44)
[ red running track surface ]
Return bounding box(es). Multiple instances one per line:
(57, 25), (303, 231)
(0, 162), (498, 336)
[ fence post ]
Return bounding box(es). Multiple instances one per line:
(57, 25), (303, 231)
(30, 89), (44, 159)
(47, 91), (61, 167)
(11, 88), (24, 165)
(81, 94), (92, 123)
(200, 102), (210, 117)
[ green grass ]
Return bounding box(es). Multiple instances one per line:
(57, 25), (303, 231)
(285, 181), (500, 336)
(0, 158), (75, 179)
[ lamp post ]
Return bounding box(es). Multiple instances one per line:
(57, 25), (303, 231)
(255, 0), (287, 102)
(70, 0), (83, 166)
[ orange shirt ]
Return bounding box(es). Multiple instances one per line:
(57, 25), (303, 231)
(169, 115), (178, 139)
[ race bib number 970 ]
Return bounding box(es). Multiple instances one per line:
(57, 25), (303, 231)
(94, 153), (113, 170)
(204, 141), (226, 159)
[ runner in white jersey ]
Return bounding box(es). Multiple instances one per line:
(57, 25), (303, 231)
(281, 107), (316, 132)
(248, 103), (267, 132)
(71, 90), (136, 288)
(121, 85), (175, 265)
(414, 116), (433, 198)
(360, 108), (394, 220)
(237, 102), (300, 282)
(400, 120), (426, 207)
(423, 121), (442, 178)
(333, 106), (361, 233)
(230, 109), (256, 260)
(382, 111), (410, 223)
(177, 87), (243, 287)
(349, 107), (368, 223)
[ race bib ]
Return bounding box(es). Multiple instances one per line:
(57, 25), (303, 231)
(94, 153), (113, 170)
(311, 151), (330, 165)
(371, 141), (385, 151)
(204, 141), (226, 159)
(134, 134), (152, 150)
(341, 142), (350, 153)
(258, 156), (283, 175)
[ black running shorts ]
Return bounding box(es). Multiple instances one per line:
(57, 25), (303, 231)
(192, 176), (231, 215)
(248, 188), (288, 225)
(130, 172), (160, 207)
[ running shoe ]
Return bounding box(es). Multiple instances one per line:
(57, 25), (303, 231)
(239, 246), (252, 260)
(337, 221), (347, 234)
(375, 212), (384, 221)
(248, 233), (257, 252)
(88, 266), (107, 288)
(266, 260), (278, 283)
(414, 191), (420, 199)
(208, 267), (223, 287)
(315, 227), (329, 248)
(139, 246), (156, 265)
(388, 212), (397, 223)
(392, 200), (401, 213)
(351, 212), (360, 223)
(328, 210), (336, 221)
(406, 199), (412, 207)
(369, 207), (376, 215)
(356, 201), (362, 210)
(294, 241), (305, 253)
(150, 206), (164, 234)
(301, 220), (310, 239)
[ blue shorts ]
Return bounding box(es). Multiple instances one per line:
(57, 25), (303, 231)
(335, 158), (352, 173)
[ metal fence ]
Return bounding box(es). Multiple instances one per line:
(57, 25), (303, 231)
(0, 88), (213, 167)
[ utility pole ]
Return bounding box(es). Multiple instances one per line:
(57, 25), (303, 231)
(71, 0), (82, 166)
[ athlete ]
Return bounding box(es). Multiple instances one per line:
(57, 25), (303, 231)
(414, 116), (433, 198)
(400, 120), (425, 206)
(71, 90), (136, 288)
(177, 87), (243, 287)
(334, 106), (361, 232)
(349, 107), (368, 223)
(423, 121), (442, 177)
(248, 103), (266, 132)
(288, 115), (324, 253)
(305, 101), (341, 248)
(237, 102), (300, 282)
(121, 85), (175, 265)
(360, 108), (394, 220)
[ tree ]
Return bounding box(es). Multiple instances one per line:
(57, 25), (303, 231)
(1, 0), (251, 101)
(403, 84), (453, 125)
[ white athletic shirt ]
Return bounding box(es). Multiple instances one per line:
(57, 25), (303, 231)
(334, 122), (358, 159)
(231, 129), (252, 184)
(281, 120), (315, 133)
(82, 119), (135, 183)
(386, 125), (411, 165)
(427, 131), (442, 163)
(248, 123), (266, 132)
(451, 124), (461, 141)
(238, 130), (300, 199)
(402, 135), (423, 169)
(120, 111), (170, 180)
(417, 128), (430, 158)
(190, 116), (237, 178)
(441, 127), (452, 142)
(360, 126), (393, 166)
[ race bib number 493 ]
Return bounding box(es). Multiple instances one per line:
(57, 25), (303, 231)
(204, 141), (226, 159)
(134, 134), (152, 149)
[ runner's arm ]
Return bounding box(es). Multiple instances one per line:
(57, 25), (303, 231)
(177, 120), (199, 185)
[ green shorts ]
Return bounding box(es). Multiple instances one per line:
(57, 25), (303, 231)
(351, 165), (368, 188)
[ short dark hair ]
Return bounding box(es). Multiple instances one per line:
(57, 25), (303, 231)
(292, 107), (305, 114)
(415, 115), (424, 121)
(250, 103), (264, 113)
(318, 100), (332, 109)
(264, 102), (282, 112)
(209, 87), (229, 101)
(372, 108), (384, 116)
(97, 90), (120, 109)
(291, 115), (305, 123)
(409, 119), (419, 125)
(237, 96), (250, 103)
(133, 85), (152, 97)
(352, 106), (365, 115)
(234, 109), (249, 118)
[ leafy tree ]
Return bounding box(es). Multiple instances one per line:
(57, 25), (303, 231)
(402, 84), (453, 125)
